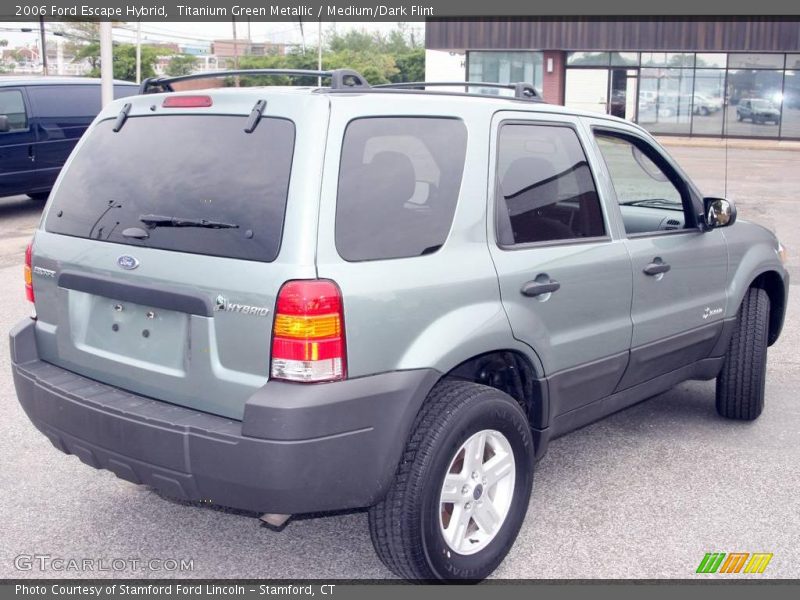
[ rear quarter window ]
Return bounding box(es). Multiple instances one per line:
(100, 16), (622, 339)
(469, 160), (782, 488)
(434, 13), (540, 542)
(335, 117), (468, 261)
(45, 115), (295, 262)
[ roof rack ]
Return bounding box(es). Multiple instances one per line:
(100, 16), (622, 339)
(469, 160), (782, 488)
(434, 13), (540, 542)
(139, 68), (370, 94)
(372, 81), (543, 102)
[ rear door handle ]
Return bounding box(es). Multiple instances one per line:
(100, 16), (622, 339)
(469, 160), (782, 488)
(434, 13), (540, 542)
(643, 259), (671, 276)
(521, 279), (561, 297)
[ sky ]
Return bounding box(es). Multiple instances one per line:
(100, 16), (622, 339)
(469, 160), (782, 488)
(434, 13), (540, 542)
(0, 21), (424, 49)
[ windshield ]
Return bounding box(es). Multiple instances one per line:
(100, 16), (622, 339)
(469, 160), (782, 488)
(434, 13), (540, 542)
(45, 114), (295, 262)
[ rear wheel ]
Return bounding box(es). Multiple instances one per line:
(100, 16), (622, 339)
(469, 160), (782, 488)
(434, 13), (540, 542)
(716, 287), (770, 420)
(368, 380), (534, 581)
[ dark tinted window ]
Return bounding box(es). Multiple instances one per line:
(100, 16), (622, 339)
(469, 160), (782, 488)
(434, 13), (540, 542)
(27, 84), (137, 118)
(335, 117), (467, 261)
(0, 90), (28, 131)
(496, 124), (605, 246)
(45, 115), (295, 262)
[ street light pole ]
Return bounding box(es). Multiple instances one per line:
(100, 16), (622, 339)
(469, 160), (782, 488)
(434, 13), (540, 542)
(100, 21), (113, 107)
(317, 20), (322, 86)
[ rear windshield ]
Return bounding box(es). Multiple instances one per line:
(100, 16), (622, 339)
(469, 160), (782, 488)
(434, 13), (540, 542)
(45, 115), (295, 262)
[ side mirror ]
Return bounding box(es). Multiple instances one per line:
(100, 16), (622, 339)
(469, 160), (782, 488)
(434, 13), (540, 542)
(0, 115), (9, 133)
(704, 197), (737, 229)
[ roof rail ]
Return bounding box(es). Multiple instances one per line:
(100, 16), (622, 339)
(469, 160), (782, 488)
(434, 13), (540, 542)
(372, 81), (543, 102)
(139, 68), (370, 94)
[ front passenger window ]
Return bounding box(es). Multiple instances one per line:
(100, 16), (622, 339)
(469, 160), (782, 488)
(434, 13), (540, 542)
(0, 90), (28, 132)
(594, 132), (689, 234)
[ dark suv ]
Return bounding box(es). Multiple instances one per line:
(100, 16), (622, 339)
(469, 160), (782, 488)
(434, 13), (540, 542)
(736, 98), (781, 125)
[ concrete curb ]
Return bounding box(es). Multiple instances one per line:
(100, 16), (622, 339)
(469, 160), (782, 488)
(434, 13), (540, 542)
(656, 136), (800, 152)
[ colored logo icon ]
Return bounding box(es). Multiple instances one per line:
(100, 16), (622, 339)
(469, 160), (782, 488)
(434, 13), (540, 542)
(696, 552), (773, 574)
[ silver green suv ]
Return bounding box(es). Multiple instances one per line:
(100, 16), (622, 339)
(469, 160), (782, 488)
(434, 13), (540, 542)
(10, 69), (789, 581)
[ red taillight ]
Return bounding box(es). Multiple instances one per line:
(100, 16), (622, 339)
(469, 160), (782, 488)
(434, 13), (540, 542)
(24, 242), (34, 303)
(162, 95), (213, 108)
(270, 280), (346, 383)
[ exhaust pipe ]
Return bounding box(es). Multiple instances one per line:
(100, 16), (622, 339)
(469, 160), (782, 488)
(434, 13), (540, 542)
(260, 513), (291, 529)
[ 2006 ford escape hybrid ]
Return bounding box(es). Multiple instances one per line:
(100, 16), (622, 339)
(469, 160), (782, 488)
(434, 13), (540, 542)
(10, 69), (789, 581)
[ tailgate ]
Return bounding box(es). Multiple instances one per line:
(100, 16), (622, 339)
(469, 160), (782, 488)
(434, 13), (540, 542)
(29, 95), (326, 419)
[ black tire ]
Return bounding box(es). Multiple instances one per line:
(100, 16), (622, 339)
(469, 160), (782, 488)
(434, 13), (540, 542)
(368, 380), (534, 581)
(716, 287), (770, 420)
(27, 192), (50, 201)
(736, 112), (743, 121)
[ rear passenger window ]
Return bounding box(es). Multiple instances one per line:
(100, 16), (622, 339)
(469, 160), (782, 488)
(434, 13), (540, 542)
(336, 117), (467, 261)
(0, 90), (28, 131)
(496, 124), (605, 246)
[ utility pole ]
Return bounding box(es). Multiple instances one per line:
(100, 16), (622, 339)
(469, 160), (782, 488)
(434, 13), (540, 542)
(39, 16), (47, 75)
(317, 20), (322, 86)
(232, 16), (239, 86)
(135, 21), (141, 84)
(100, 21), (113, 107)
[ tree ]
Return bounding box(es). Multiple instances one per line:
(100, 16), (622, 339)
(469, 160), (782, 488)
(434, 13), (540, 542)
(166, 54), (199, 77)
(230, 25), (424, 86)
(76, 42), (160, 81)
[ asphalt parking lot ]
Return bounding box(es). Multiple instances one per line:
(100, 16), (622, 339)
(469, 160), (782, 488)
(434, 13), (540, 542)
(0, 144), (798, 579)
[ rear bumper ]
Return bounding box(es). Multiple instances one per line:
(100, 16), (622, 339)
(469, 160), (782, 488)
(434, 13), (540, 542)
(10, 318), (438, 515)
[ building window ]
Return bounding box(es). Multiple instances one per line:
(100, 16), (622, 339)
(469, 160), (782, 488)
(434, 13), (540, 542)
(692, 69), (726, 136)
(728, 53), (785, 70)
(468, 51), (543, 94)
(637, 68), (695, 134)
(783, 71), (800, 138)
(726, 69), (784, 138)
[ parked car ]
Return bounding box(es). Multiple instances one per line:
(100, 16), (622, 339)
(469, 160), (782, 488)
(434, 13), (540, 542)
(736, 98), (782, 124)
(10, 69), (789, 581)
(0, 77), (138, 200)
(692, 93), (723, 115)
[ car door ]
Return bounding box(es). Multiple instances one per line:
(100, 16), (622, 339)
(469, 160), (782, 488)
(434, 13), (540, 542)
(488, 112), (633, 419)
(587, 121), (728, 389)
(0, 87), (38, 198)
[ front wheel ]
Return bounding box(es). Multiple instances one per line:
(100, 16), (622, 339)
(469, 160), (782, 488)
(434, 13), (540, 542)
(368, 380), (534, 581)
(716, 287), (770, 420)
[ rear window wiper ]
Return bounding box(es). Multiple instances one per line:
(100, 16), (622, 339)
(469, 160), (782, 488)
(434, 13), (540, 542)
(139, 214), (240, 230)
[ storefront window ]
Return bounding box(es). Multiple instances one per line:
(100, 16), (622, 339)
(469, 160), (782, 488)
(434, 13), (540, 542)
(696, 54), (727, 69)
(610, 52), (640, 66)
(637, 68), (694, 134)
(641, 53), (694, 68)
(728, 54), (785, 69)
(557, 51), (797, 139)
(467, 51), (543, 94)
(725, 70), (784, 138)
(692, 69), (727, 135)
(566, 52), (610, 66)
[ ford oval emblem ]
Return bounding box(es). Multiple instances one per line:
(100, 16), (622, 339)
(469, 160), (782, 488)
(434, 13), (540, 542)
(117, 255), (140, 270)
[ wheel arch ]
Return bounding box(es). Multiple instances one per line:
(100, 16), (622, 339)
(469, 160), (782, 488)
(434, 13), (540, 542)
(441, 349), (548, 434)
(750, 270), (787, 346)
